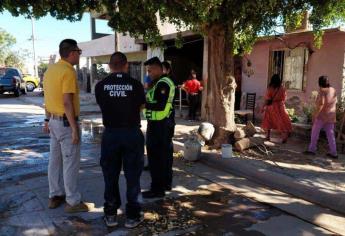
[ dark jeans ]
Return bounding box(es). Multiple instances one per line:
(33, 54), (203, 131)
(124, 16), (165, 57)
(146, 118), (175, 193)
(188, 94), (198, 120)
(100, 127), (144, 219)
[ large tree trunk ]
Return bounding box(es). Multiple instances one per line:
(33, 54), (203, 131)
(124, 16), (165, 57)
(201, 23), (237, 147)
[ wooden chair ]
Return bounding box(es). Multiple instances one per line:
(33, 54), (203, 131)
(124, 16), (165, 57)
(235, 93), (256, 123)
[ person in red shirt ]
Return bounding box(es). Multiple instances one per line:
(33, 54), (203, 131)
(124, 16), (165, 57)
(182, 69), (203, 120)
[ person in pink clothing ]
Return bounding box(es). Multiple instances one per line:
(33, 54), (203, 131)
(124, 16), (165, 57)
(305, 75), (338, 158)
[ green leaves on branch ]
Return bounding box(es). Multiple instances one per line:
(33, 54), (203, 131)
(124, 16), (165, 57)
(0, 27), (15, 53)
(4, 50), (25, 70)
(0, 0), (101, 20)
(0, 27), (16, 65)
(0, 28), (29, 70)
(1, 1), (345, 52)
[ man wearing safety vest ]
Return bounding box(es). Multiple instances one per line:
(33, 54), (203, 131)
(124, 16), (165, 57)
(142, 57), (175, 199)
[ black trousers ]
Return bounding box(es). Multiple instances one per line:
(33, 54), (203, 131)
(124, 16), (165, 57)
(146, 118), (175, 193)
(188, 94), (198, 120)
(100, 127), (144, 219)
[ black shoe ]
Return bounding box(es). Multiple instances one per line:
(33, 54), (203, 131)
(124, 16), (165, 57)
(125, 212), (144, 229)
(104, 215), (118, 227)
(165, 185), (172, 191)
(303, 150), (316, 156)
(142, 190), (165, 199)
(326, 153), (338, 159)
(143, 165), (150, 171)
(125, 215), (144, 228)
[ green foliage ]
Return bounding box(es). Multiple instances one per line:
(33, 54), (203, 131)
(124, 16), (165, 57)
(284, 10), (307, 32)
(0, 28), (29, 70)
(302, 103), (315, 124)
(286, 108), (299, 123)
(0, 0), (100, 21)
(4, 51), (24, 69)
(2, 1), (345, 54)
(1, 1), (344, 127)
(0, 27), (16, 65)
(38, 62), (48, 77)
(336, 96), (345, 124)
(0, 27), (15, 48)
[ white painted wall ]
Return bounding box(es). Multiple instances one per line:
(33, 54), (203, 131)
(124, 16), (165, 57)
(78, 35), (115, 57)
(117, 33), (143, 53)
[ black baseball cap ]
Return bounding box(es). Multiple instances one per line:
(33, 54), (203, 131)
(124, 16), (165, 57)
(144, 57), (162, 67)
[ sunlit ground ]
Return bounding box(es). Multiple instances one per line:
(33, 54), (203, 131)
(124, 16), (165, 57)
(0, 104), (45, 115)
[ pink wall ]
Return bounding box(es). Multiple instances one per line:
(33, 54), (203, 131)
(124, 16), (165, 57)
(242, 30), (345, 108)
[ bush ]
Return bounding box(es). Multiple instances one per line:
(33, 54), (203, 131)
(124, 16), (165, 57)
(302, 104), (315, 124)
(286, 108), (299, 123)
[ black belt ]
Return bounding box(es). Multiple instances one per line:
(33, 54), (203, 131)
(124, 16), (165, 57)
(50, 114), (79, 121)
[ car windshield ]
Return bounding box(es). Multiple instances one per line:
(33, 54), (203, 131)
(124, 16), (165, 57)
(0, 68), (20, 78)
(6, 69), (18, 77)
(0, 68), (6, 78)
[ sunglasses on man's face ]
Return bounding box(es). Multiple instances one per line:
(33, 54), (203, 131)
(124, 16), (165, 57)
(72, 49), (82, 55)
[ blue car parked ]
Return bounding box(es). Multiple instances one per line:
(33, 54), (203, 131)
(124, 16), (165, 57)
(0, 67), (27, 97)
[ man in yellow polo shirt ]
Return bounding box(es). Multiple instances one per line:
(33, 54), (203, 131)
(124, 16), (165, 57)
(43, 39), (93, 213)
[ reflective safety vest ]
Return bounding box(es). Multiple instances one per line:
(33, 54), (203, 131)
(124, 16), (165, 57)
(144, 77), (175, 121)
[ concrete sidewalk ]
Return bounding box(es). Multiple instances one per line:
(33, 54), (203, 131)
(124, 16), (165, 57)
(1, 155), (344, 235)
(173, 135), (345, 216)
(19, 92), (345, 224)
(82, 111), (345, 218)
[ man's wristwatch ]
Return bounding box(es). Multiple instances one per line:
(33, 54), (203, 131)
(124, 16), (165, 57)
(44, 118), (49, 122)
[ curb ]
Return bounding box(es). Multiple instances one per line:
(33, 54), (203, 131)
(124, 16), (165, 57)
(173, 141), (345, 216)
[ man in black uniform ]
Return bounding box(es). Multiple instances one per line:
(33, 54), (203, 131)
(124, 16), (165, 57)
(95, 52), (145, 228)
(142, 57), (175, 199)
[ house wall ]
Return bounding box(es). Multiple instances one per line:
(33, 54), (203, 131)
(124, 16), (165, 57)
(78, 34), (116, 57)
(341, 42), (345, 100)
(117, 33), (143, 53)
(242, 42), (270, 103)
(242, 31), (345, 116)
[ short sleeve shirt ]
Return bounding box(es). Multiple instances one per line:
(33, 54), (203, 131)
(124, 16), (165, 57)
(95, 73), (146, 128)
(183, 79), (201, 94)
(43, 59), (80, 116)
(317, 87), (337, 123)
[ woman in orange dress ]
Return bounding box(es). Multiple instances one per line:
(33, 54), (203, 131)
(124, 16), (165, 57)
(261, 74), (292, 143)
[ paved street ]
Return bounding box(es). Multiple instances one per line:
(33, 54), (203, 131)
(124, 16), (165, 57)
(0, 94), (341, 236)
(0, 93), (100, 182)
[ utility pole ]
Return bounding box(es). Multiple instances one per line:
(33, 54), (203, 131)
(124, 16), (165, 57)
(31, 17), (38, 77)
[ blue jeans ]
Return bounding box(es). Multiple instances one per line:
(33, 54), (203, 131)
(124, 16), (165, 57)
(100, 127), (144, 219)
